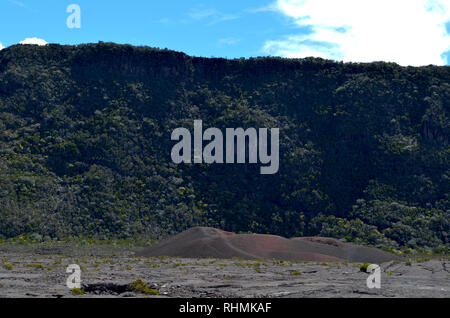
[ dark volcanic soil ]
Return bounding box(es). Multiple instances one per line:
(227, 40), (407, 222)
(0, 243), (448, 298)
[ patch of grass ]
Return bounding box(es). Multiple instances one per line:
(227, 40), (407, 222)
(405, 259), (412, 266)
(26, 264), (45, 270)
(71, 288), (84, 296)
(129, 279), (159, 295)
(387, 271), (392, 276)
(272, 259), (287, 266)
(289, 271), (302, 276)
(360, 263), (370, 272)
(2, 263), (13, 270)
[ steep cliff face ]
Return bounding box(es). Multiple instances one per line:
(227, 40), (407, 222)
(0, 43), (448, 252)
(421, 102), (449, 144)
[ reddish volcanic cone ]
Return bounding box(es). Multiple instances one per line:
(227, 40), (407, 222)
(136, 227), (402, 263)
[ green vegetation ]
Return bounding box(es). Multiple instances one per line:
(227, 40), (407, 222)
(26, 264), (45, 270)
(414, 256), (431, 263)
(360, 263), (370, 272)
(129, 279), (159, 295)
(289, 270), (302, 276)
(2, 263), (13, 270)
(71, 288), (84, 296)
(0, 43), (448, 254)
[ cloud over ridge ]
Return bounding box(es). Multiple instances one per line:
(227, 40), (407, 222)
(19, 37), (48, 46)
(263, 0), (450, 66)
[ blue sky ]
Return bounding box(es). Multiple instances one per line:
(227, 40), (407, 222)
(1, 0), (449, 66)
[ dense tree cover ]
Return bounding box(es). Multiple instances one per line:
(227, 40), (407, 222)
(0, 43), (448, 253)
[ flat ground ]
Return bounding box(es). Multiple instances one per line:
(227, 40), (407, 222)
(0, 244), (448, 298)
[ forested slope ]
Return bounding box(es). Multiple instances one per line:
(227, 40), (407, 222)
(0, 43), (448, 252)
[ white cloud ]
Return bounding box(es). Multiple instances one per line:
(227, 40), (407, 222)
(218, 37), (241, 46)
(0, 42), (4, 50)
(246, 3), (279, 14)
(154, 18), (170, 24)
(188, 8), (239, 25)
(8, 0), (25, 8)
(189, 9), (217, 20)
(19, 37), (48, 46)
(263, 0), (450, 66)
(189, 8), (217, 20)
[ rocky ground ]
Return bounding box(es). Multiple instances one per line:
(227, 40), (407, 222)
(0, 244), (448, 298)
